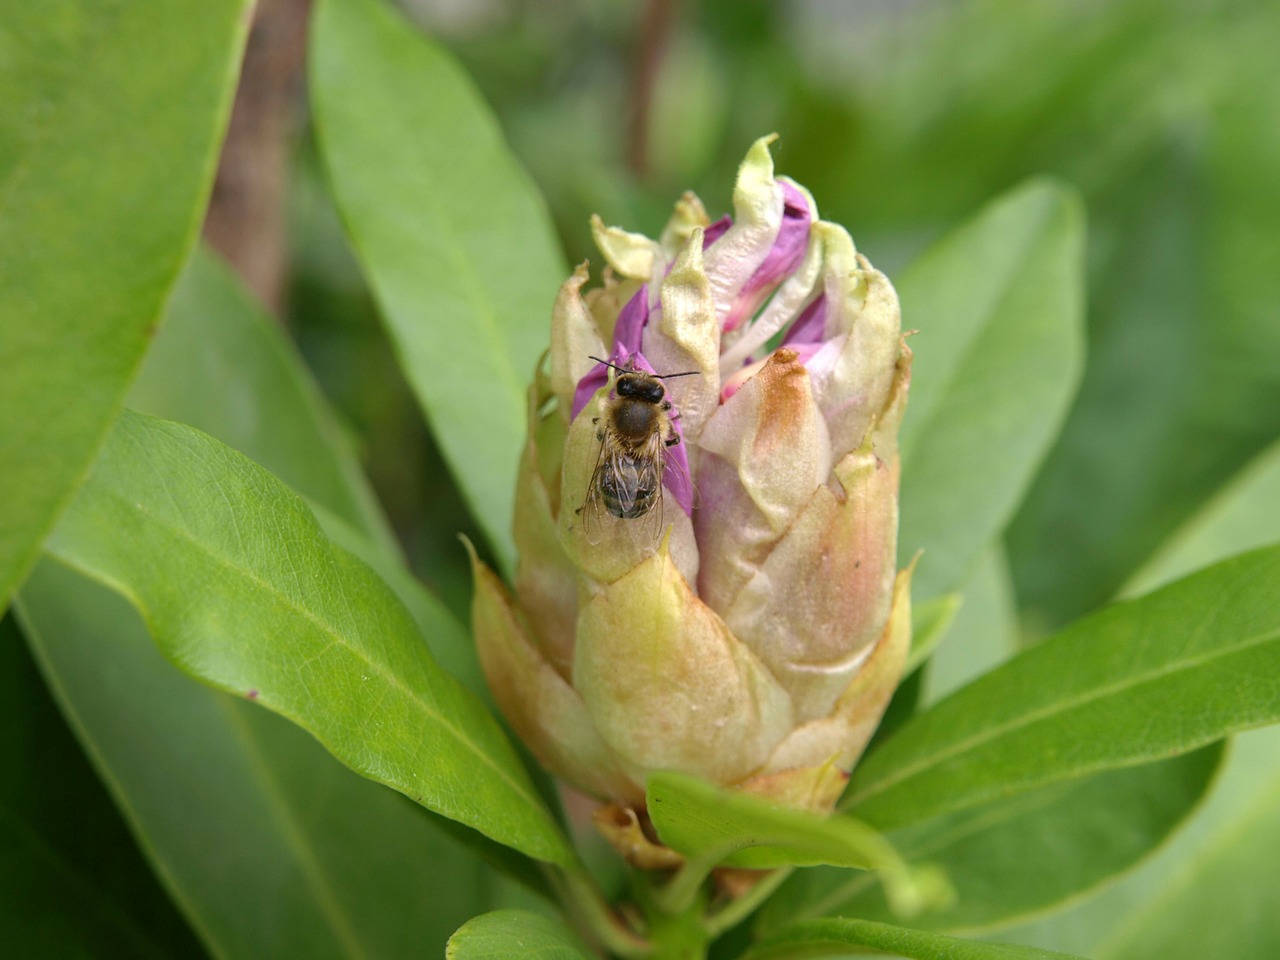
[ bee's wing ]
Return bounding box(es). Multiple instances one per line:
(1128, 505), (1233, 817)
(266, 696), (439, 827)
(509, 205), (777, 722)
(580, 431), (667, 548)
(580, 434), (616, 545)
(630, 428), (669, 548)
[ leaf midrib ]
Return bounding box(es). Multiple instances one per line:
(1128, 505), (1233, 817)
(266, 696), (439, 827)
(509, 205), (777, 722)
(849, 622), (1280, 810)
(71, 476), (553, 848)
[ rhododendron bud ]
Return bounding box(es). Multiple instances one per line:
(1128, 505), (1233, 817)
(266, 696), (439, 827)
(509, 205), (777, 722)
(471, 135), (912, 839)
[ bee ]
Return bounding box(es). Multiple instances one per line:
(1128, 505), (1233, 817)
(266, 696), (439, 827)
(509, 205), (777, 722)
(579, 356), (698, 542)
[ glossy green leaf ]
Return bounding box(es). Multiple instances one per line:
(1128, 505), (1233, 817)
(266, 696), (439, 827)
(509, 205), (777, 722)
(131, 248), (487, 705)
(128, 248), (399, 560)
(650, 772), (892, 871)
(16, 559), (489, 959)
(1001, 728), (1280, 960)
(647, 773), (945, 918)
(0, 0), (250, 611)
(446, 910), (591, 960)
(317, 504), (488, 702)
(762, 745), (1222, 937)
(45, 410), (572, 865)
(311, 0), (567, 572)
(896, 181), (1085, 602)
(998, 437), (1280, 959)
(746, 918), (1085, 960)
(766, 546), (1221, 937)
(846, 545), (1280, 830)
(15, 253), (534, 956)
(0, 617), (205, 958)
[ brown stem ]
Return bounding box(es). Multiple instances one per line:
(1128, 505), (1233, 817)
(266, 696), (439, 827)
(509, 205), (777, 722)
(626, 0), (678, 181)
(203, 0), (312, 318)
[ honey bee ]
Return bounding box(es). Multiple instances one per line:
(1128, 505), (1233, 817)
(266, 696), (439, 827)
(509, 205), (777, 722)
(579, 356), (698, 542)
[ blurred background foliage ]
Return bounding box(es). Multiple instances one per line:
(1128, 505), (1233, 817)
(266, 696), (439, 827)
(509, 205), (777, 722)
(287, 0), (1280, 637)
(8, 0), (1280, 955)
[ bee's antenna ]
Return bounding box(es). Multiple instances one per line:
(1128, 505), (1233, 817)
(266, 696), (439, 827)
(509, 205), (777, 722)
(588, 355), (701, 380)
(588, 355), (631, 376)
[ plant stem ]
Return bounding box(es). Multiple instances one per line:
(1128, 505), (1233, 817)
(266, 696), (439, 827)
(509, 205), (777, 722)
(703, 868), (793, 939)
(550, 863), (652, 959)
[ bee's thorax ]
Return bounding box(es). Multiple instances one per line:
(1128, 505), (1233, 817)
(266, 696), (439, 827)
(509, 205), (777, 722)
(611, 397), (660, 442)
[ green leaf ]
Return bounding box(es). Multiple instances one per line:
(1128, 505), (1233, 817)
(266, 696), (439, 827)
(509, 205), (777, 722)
(0, 0), (250, 612)
(128, 248), (400, 559)
(896, 181), (1085, 602)
(746, 918), (1086, 960)
(14, 253), (537, 955)
(446, 910), (591, 960)
(761, 746), (1222, 937)
(45, 410), (572, 865)
(921, 547), (1018, 706)
(15, 559), (490, 959)
(1001, 728), (1280, 960)
(317, 504), (489, 702)
(311, 0), (567, 572)
(647, 773), (945, 918)
(846, 545), (1280, 831)
(132, 247), (489, 706)
(904, 593), (963, 677)
(1123, 437), (1280, 598)
(0, 616), (205, 958)
(997, 437), (1280, 959)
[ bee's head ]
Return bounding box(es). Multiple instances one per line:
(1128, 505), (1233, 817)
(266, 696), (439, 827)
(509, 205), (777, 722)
(616, 372), (665, 404)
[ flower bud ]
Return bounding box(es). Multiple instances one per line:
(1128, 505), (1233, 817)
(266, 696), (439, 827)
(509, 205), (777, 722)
(472, 136), (911, 842)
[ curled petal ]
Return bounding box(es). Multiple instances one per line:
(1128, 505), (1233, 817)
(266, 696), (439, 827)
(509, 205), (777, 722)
(659, 191), (711, 258)
(703, 215), (732, 247)
(550, 263), (607, 416)
(469, 547), (638, 802)
(591, 213), (661, 281)
(571, 289), (651, 420)
(703, 135), (787, 331)
(718, 223), (827, 375)
(720, 179), (813, 334)
(641, 230), (721, 443)
(807, 224), (903, 460)
(722, 437), (900, 723)
(696, 350), (833, 617)
(573, 539), (794, 784)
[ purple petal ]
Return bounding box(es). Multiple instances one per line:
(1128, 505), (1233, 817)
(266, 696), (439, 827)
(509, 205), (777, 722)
(703, 215), (732, 248)
(612, 287), (649, 356)
(571, 290), (651, 419)
(661, 415), (694, 517)
(571, 361), (610, 421)
(722, 181), (812, 332)
(782, 293), (828, 347)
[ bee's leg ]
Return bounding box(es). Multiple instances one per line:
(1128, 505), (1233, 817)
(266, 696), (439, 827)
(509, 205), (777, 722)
(597, 431), (605, 441)
(665, 433), (681, 447)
